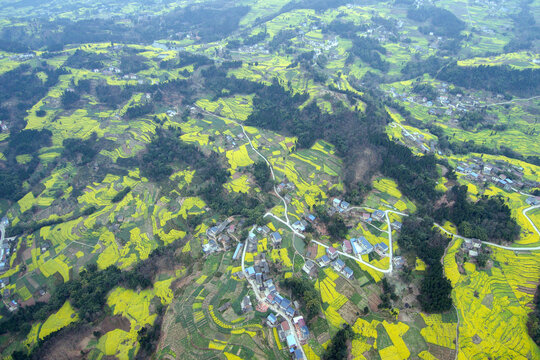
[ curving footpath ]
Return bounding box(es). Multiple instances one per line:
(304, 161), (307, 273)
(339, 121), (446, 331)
(435, 204), (540, 251)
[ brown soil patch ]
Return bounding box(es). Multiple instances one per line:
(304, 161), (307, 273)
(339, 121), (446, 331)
(427, 343), (455, 360)
(9, 238), (27, 267)
(20, 298), (36, 307)
(36, 291), (51, 303)
(317, 332), (331, 344)
(100, 315), (131, 333)
(337, 300), (360, 325)
(22, 248), (32, 262)
(398, 311), (414, 322)
(350, 148), (378, 183)
(368, 293), (381, 312)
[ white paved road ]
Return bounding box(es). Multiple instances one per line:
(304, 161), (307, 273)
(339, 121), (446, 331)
(312, 207), (408, 274)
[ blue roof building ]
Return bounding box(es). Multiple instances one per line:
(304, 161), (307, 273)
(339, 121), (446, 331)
(360, 237), (374, 254)
(332, 258), (345, 271)
(350, 238), (360, 255)
(286, 334), (297, 351)
(280, 298), (291, 309)
(343, 266), (354, 279)
(232, 243), (243, 260)
(376, 242), (389, 253)
(301, 325), (309, 339)
(317, 254), (331, 266)
(373, 210), (385, 220)
(286, 306), (295, 317)
(267, 313), (278, 326)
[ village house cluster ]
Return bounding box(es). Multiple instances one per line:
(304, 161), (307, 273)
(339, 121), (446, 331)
(0, 216), (12, 273)
(203, 217), (236, 255)
(389, 80), (509, 119)
(455, 157), (540, 192)
(462, 238), (483, 258)
(230, 225), (309, 359)
(266, 313), (309, 360)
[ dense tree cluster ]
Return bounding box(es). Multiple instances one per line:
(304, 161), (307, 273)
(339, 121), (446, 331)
(437, 63), (540, 97)
(412, 83), (438, 101)
(177, 51), (214, 68)
(457, 110), (486, 130)
(418, 262), (453, 313)
(140, 130), (202, 182)
(61, 90), (81, 109)
(201, 65), (264, 96)
(242, 31), (269, 46)
(268, 29), (298, 51)
(0, 129), (52, 200)
(326, 215), (348, 240)
(399, 216), (453, 312)
(125, 102), (154, 119)
(252, 161), (273, 192)
(379, 278), (398, 309)
(112, 186), (132, 203)
(0, 64), (67, 130)
(322, 324), (353, 360)
(0, 5), (250, 52)
(348, 36), (389, 72)
(95, 84), (135, 107)
(280, 0), (348, 13)
(407, 6), (465, 38)
(281, 277), (321, 321)
(227, 32), (268, 49)
(62, 133), (103, 164)
(120, 54), (149, 74)
(402, 56), (540, 97)
(378, 138), (439, 203)
(65, 49), (107, 69)
(401, 55), (448, 79)
(7, 129), (52, 158)
(504, 1), (538, 52)
(435, 186), (520, 243)
(137, 316), (163, 359)
(323, 20), (368, 38)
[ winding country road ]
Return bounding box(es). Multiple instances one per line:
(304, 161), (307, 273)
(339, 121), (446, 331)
(196, 106), (296, 229)
(313, 207), (408, 274)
